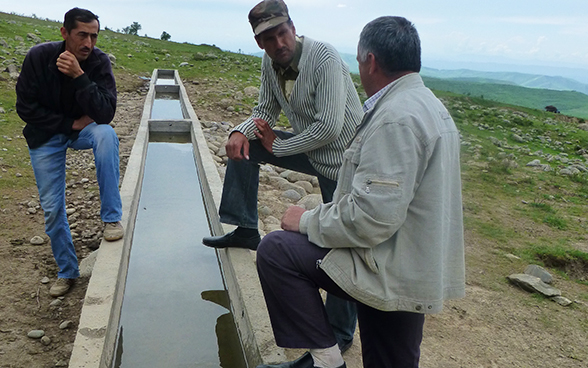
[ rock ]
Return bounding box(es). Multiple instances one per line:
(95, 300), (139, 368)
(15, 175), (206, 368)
(26, 33), (42, 44)
(524, 264), (553, 284)
(79, 250), (98, 277)
(505, 253), (520, 261)
(30, 236), (45, 245)
(281, 170), (314, 183)
(40, 336), (51, 345)
(294, 180), (314, 194)
(50, 299), (63, 308)
(179, 62), (189, 67)
(259, 206), (272, 217)
(59, 320), (74, 330)
(507, 274), (561, 297)
(27, 330), (45, 339)
(41, 277), (50, 284)
(297, 194), (323, 210)
(282, 189), (302, 201)
(526, 159), (541, 167)
(551, 296), (572, 307)
(244, 86), (259, 97)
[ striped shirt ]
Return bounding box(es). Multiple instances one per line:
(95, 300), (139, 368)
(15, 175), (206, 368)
(233, 37), (363, 180)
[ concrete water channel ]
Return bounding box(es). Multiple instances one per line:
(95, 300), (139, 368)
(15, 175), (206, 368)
(67, 69), (288, 368)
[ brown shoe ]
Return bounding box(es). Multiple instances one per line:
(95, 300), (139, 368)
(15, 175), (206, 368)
(49, 278), (75, 297)
(104, 221), (124, 241)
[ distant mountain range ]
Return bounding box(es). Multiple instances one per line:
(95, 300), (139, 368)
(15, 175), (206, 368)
(255, 51), (588, 97)
(419, 67), (588, 96)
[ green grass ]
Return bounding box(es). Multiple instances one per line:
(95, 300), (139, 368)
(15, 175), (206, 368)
(425, 76), (588, 119)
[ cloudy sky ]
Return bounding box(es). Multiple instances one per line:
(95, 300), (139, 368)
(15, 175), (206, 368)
(3, 0), (588, 74)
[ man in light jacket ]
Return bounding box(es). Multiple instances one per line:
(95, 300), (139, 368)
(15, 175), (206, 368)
(255, 16), (466, 368)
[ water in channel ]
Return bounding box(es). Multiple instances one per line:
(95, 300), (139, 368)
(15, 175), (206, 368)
(112, 134), (246, 368)
(151, 93), (185, 120)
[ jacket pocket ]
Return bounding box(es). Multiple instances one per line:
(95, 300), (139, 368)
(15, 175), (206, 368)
(364, 177), (400, 194)
(355, 248), (379, 274)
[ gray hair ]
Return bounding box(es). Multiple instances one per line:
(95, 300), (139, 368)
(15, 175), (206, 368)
(358, 16), (421, 75)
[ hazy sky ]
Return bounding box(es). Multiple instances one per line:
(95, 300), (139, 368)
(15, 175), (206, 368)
(3, 0), (588, 71)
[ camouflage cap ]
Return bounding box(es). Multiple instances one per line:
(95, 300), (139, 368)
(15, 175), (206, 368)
(248, 0), (290, 36)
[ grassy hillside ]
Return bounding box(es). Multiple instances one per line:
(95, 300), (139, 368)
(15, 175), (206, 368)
(1, 11), (588, 299)
(423, 76), (588, 120)
(421, 67), (588, 95)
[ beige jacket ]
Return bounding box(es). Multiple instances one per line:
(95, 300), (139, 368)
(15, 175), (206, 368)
(299, 73), (466, 313)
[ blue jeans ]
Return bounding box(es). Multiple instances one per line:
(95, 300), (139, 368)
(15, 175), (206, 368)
(218, 130), (357, 347)
(29, 123), (122, 279)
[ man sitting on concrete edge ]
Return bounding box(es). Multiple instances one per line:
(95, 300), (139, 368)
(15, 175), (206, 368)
(202, 0), (363, 353)
(255, 16), (466, 368)
(16, 7), (124, 298)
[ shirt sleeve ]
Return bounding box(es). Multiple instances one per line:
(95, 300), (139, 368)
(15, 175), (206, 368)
(271, 52), (346, 157)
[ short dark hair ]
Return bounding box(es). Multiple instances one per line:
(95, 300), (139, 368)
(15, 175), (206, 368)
(358, 16), (421, 75)
(63, 8), (99, 33)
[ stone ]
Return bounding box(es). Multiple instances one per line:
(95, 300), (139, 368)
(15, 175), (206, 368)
(551, 296), (572, 307)
(40, 336), (51, 345)
(282, 189), (302, 201)
(41, 277), (50, 284)
(30, 236), (45, 245)
(297, 194), (323, 210)
(524, 264), (553, 284)
(526, 159), (541, 167)
(244, 86), (259, 97)
(59, 320), (73, 330)
(507, 274), (561, 297)
(294, 180), (314, 194)
(50, 299), (63, 308)
(27, 330), (45, 339)
(79, 250), (98, 278)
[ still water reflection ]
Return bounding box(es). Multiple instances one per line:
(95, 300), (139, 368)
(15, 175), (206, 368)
(113, 141), (246, 368)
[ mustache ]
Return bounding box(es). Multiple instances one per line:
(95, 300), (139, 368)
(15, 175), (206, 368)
(80, 47), (91, 52)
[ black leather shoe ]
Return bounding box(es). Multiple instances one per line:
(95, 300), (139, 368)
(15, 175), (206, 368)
(256, 352), (346, 368)
(202, 230), (260, 250)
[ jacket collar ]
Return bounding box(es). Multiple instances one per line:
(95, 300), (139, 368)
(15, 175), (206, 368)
(350, 73), (424, 145)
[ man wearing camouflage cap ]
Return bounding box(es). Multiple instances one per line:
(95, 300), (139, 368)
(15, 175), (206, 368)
(201, 0), (362, 361)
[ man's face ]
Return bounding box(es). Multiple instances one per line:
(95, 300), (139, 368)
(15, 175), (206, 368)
(60, 20), (99, 62)
(256, 22), (297, 68)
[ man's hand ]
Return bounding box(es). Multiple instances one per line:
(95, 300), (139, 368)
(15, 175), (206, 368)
(226, 131), (250, 161)
(281, 205), (307, 233)
(56, 51), (85, 79)
(253, 118), (277, 154)
(72, 115), (94, 131)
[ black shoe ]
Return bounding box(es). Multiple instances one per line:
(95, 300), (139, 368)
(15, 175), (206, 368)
(256, 352), (346, 368)
(202, 230), (260, 250)
(339, 339), (353, 354)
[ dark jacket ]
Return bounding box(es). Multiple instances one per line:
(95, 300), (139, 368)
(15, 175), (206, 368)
(16, 41), (117, 149)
